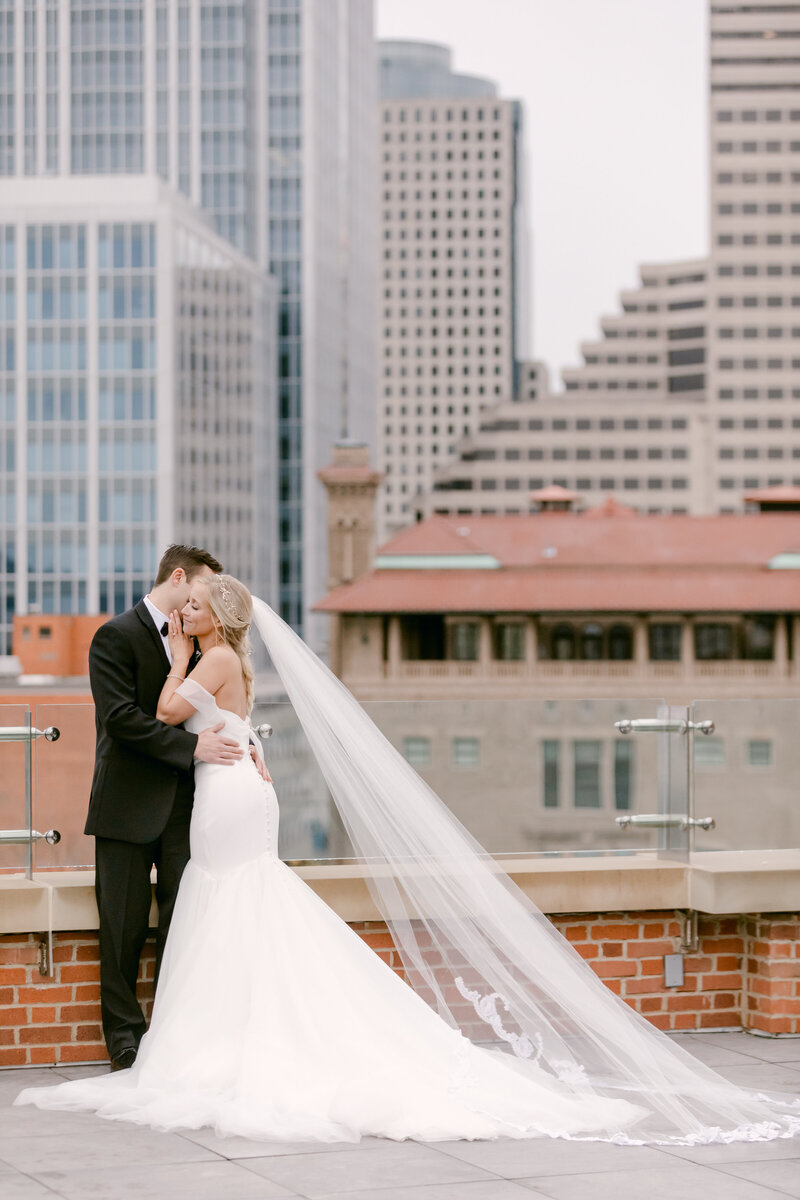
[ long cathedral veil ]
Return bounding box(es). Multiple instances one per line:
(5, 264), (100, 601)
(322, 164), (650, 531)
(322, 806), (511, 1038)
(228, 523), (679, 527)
(251, 597), (799, 1145)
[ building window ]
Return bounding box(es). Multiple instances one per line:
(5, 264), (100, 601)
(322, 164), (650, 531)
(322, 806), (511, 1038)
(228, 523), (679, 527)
(668, 374), (705, 393)
(668, 347), (705, 367)
(449, 621), (480, 661)
(747, 739), (772, 768)
(551, 624), (575, 660)
(452, 737), (480, 768)
(401, 615), (445, 660)
(742, 615), (775, 661)
(580, 623), (604, 660)
(403, 737), (431, 767)
(695, 623), (733, 661)
(649, 623), (682, 662)
(694, 737), (725, 768)
(543, 740), (559, 808)
(494, 621), (525, 661)
(614, 741), (633, 810)
(573, 741), (602, 808)
(609, 624), (633, 661)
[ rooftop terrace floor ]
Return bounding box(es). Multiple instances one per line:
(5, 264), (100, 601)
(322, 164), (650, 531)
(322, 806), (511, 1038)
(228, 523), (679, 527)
(0, 1032), (799, 1200)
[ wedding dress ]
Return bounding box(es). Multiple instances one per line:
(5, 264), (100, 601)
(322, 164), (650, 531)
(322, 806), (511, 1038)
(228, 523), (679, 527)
(16, 678), (642, 1141)
(16, 600), (800, 1145)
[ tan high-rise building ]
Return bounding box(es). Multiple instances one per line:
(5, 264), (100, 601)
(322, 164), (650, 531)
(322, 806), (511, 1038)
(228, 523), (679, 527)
(707, 1), (800, 508)
(415, 2), (800, 522)
(377, 41), (530, 541)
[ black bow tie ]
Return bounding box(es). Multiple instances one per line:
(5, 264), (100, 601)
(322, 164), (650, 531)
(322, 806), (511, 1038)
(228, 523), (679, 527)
(160, 622), (168, 637)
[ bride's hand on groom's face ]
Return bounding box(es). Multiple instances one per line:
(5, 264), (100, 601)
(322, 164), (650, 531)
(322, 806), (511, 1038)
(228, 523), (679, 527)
(168, 610), (194, 668)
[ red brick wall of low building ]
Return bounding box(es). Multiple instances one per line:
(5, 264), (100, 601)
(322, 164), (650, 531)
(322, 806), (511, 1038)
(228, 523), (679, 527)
(12, 614), (107, 678)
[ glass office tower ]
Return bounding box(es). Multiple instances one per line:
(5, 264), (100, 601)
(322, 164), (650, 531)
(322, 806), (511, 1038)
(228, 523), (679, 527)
(0, 0), (376, 648)
(0, 174), (272, 654)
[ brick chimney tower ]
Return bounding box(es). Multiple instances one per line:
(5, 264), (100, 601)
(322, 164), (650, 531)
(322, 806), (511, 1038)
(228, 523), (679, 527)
(317, 441), (383, 590)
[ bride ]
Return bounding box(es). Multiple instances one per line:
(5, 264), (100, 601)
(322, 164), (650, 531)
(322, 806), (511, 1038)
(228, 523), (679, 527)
(16, 575), (800, 1145)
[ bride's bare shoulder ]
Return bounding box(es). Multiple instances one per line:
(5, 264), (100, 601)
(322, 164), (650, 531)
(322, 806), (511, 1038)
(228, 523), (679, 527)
(196, 644), (240, 681)
(202, 644), (239, 666)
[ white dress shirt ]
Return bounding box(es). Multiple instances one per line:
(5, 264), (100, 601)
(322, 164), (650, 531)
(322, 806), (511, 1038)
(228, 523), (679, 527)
(142, 594), (172, 665)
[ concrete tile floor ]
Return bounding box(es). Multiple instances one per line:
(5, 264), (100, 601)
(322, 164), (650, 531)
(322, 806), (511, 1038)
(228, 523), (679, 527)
(0, 1032), (797, 1200)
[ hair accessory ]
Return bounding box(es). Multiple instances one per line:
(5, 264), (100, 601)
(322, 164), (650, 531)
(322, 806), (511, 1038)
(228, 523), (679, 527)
(218, 579), (243, 622)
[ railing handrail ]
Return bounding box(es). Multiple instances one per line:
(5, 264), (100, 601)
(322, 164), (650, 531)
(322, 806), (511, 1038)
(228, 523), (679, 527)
(0, 726), (60, 743)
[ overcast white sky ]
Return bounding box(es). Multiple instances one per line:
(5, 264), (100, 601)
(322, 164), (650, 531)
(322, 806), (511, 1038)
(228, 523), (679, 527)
(376, 0), (708, 388)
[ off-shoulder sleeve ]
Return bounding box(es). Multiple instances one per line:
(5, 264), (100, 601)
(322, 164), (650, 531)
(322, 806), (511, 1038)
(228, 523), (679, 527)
(176, 677), (219, 724)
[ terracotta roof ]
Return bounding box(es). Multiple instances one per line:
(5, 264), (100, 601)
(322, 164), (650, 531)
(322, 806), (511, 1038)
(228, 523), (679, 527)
(315, 567), (800, 614)
(744, 485), (800, 502)
(316, 512), (800, 615)
(377, 516), (489, 558)
(376, 512), (800, 568)
(583, 495), (638, 519)
(530, 485), (577, 501)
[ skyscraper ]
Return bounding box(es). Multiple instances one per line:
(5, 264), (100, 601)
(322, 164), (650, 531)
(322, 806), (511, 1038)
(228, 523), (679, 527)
(0, 174), (272, 655)
(0, 0), (376, 648)
(417, 1), (800, 520)
(426, 263), (709, 517)
(265, 1), (377, 643)
(707, 1), (800, 506)
(377, 40), (529, 540)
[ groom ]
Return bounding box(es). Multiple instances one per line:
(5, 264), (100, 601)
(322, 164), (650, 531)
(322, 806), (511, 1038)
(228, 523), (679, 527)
(87, 544), (245, 1070)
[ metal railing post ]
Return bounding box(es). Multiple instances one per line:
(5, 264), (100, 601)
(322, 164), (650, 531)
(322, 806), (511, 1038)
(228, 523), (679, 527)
(613, 714), (716, 843)
(0, 722), (61, 879)
(24, 711), (32, 880)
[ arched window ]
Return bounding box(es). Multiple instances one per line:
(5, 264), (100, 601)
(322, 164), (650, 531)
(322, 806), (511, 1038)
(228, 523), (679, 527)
(609, 624), (633, 661)
(580, 623), (604, 661)
(551, 624), (575, 661)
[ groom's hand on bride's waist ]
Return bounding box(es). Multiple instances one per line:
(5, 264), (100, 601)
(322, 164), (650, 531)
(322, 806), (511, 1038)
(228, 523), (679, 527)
(194, 722), (244, 765)
(249, 746), (272, 783)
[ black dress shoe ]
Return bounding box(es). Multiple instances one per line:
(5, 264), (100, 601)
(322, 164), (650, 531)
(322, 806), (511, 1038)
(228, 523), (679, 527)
(110, 1047), (137, 1072)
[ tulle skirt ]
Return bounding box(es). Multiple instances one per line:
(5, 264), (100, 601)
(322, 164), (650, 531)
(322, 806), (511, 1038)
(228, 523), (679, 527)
(16, 846), (645, 1143)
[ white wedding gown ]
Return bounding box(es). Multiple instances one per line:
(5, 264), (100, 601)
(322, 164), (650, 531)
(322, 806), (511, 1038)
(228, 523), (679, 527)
(17, 679), (647, 1143)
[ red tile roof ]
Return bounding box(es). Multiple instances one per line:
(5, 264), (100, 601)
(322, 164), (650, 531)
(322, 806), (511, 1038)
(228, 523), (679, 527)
(316, 567), (799, 614)
(744, 485), (800, 503)
(531, 484), (577, 501)
(583, 496), (638, 519)
(315, 512), (800, 614)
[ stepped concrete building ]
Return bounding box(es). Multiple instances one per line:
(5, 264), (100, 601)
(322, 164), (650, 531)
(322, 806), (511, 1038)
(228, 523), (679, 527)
(377, 40), (530, 541)
(428, 262), (712, 517)
(419, 1), (800, 522)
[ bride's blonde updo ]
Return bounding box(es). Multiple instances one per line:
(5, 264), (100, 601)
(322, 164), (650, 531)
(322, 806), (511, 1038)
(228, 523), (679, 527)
(202, 574), (255, 714)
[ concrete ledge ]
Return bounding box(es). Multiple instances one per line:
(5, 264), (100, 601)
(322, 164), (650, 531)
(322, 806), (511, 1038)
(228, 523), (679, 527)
(496, 854), (689, 915)
(688, 849), (800, 914)
(3, 850), (799, 933)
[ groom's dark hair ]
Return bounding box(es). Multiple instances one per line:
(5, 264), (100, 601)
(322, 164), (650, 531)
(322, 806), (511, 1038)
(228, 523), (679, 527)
(154, 544), (223, 584)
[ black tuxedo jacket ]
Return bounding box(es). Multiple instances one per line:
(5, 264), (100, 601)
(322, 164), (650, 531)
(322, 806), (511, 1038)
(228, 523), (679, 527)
(85, 600), (199, 844)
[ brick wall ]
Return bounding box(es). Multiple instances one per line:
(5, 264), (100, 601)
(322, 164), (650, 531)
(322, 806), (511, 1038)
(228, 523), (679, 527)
(743, 915), (800, 1035)
(1, 913), (798, 1067)
(0, 933), (154, 1068)
(553, 912), (744, 1033)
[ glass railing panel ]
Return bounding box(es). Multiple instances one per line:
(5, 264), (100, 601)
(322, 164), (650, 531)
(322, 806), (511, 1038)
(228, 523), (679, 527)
(691, 698), (800, 852)
(359, 696), (671, 859)
(251, 699), (333, 862)
(33, 703), (96, 869)
(0, 704), (33, 874)
(258, 696), (675, 860)
(5, 694), (684, 871)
